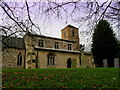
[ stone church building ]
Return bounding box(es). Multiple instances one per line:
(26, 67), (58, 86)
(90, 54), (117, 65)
(2, 25), (95, 69)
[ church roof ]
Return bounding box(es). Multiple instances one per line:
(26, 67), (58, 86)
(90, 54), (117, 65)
(34, 46), (81, 54)
(2, 36), (25, 49)
(61, 24), (79, 31)
(67, 25), (79, 29)
(28, 33), (76, 43)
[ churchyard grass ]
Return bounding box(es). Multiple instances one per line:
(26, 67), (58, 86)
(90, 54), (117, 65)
(2, 68), (120, 88)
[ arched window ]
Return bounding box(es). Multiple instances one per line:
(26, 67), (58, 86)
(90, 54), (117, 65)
(17, 53), (22, 65)
(47, 53), (55, 66)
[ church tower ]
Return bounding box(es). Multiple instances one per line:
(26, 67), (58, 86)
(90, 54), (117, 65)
(61, 25), (80, 50)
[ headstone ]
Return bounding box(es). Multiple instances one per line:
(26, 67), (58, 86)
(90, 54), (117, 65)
(114, 58), (119, 67)
(103, 59), (108, 67)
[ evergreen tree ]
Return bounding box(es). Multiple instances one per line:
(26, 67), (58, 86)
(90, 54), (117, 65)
(92, 20), (119, 67)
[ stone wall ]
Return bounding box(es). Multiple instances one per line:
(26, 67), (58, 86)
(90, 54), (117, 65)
(80, 52), (95, 68)
(61, 26), (80, 50)
(2, 33), (95, 69)
(24, 34), (81, 69)
(2, 48), (25, 68)
(24, 34), (96, 69)
(24, 34), (77, 51)
(36, 50), (80, 69)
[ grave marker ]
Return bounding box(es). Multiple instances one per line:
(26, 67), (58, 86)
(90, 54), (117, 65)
(114, 58), (119, 67)
(103, 59), (108, 67)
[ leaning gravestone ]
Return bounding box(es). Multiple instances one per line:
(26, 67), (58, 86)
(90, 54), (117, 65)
(103, 59), (108, 67)
(114, 58), (119, 67)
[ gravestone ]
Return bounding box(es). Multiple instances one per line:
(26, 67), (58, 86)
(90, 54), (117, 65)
(114, 58), (119, 67)
(103, 59), (108, 67)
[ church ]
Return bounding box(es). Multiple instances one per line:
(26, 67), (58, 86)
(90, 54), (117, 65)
(2, 25), (95, 69)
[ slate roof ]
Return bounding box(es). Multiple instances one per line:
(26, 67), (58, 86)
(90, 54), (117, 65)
(2, 36), (25, 49)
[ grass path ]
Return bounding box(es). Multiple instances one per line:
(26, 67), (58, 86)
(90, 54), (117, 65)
(2, 68), (120, 88)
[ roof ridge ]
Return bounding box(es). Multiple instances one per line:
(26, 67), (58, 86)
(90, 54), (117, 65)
(28, 33), (76, 43)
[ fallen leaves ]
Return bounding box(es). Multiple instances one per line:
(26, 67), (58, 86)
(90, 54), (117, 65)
(2, 68), (119, 88)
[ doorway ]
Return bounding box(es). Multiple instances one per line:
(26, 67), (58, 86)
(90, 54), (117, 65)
(67, 58), (71, 68)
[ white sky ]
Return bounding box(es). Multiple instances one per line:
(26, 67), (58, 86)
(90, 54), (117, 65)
(0, 0), (119, 51)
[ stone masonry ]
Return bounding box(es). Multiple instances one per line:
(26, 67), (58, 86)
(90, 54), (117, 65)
(2, 25), (95, 69)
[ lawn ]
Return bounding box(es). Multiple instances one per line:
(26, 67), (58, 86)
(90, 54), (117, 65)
(2, 68), (120, 88)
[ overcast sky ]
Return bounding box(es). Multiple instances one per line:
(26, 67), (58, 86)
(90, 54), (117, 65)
(1, 0), (119, 51)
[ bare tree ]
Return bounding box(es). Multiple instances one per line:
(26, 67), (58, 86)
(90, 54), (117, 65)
(0, 0), (119, 48)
